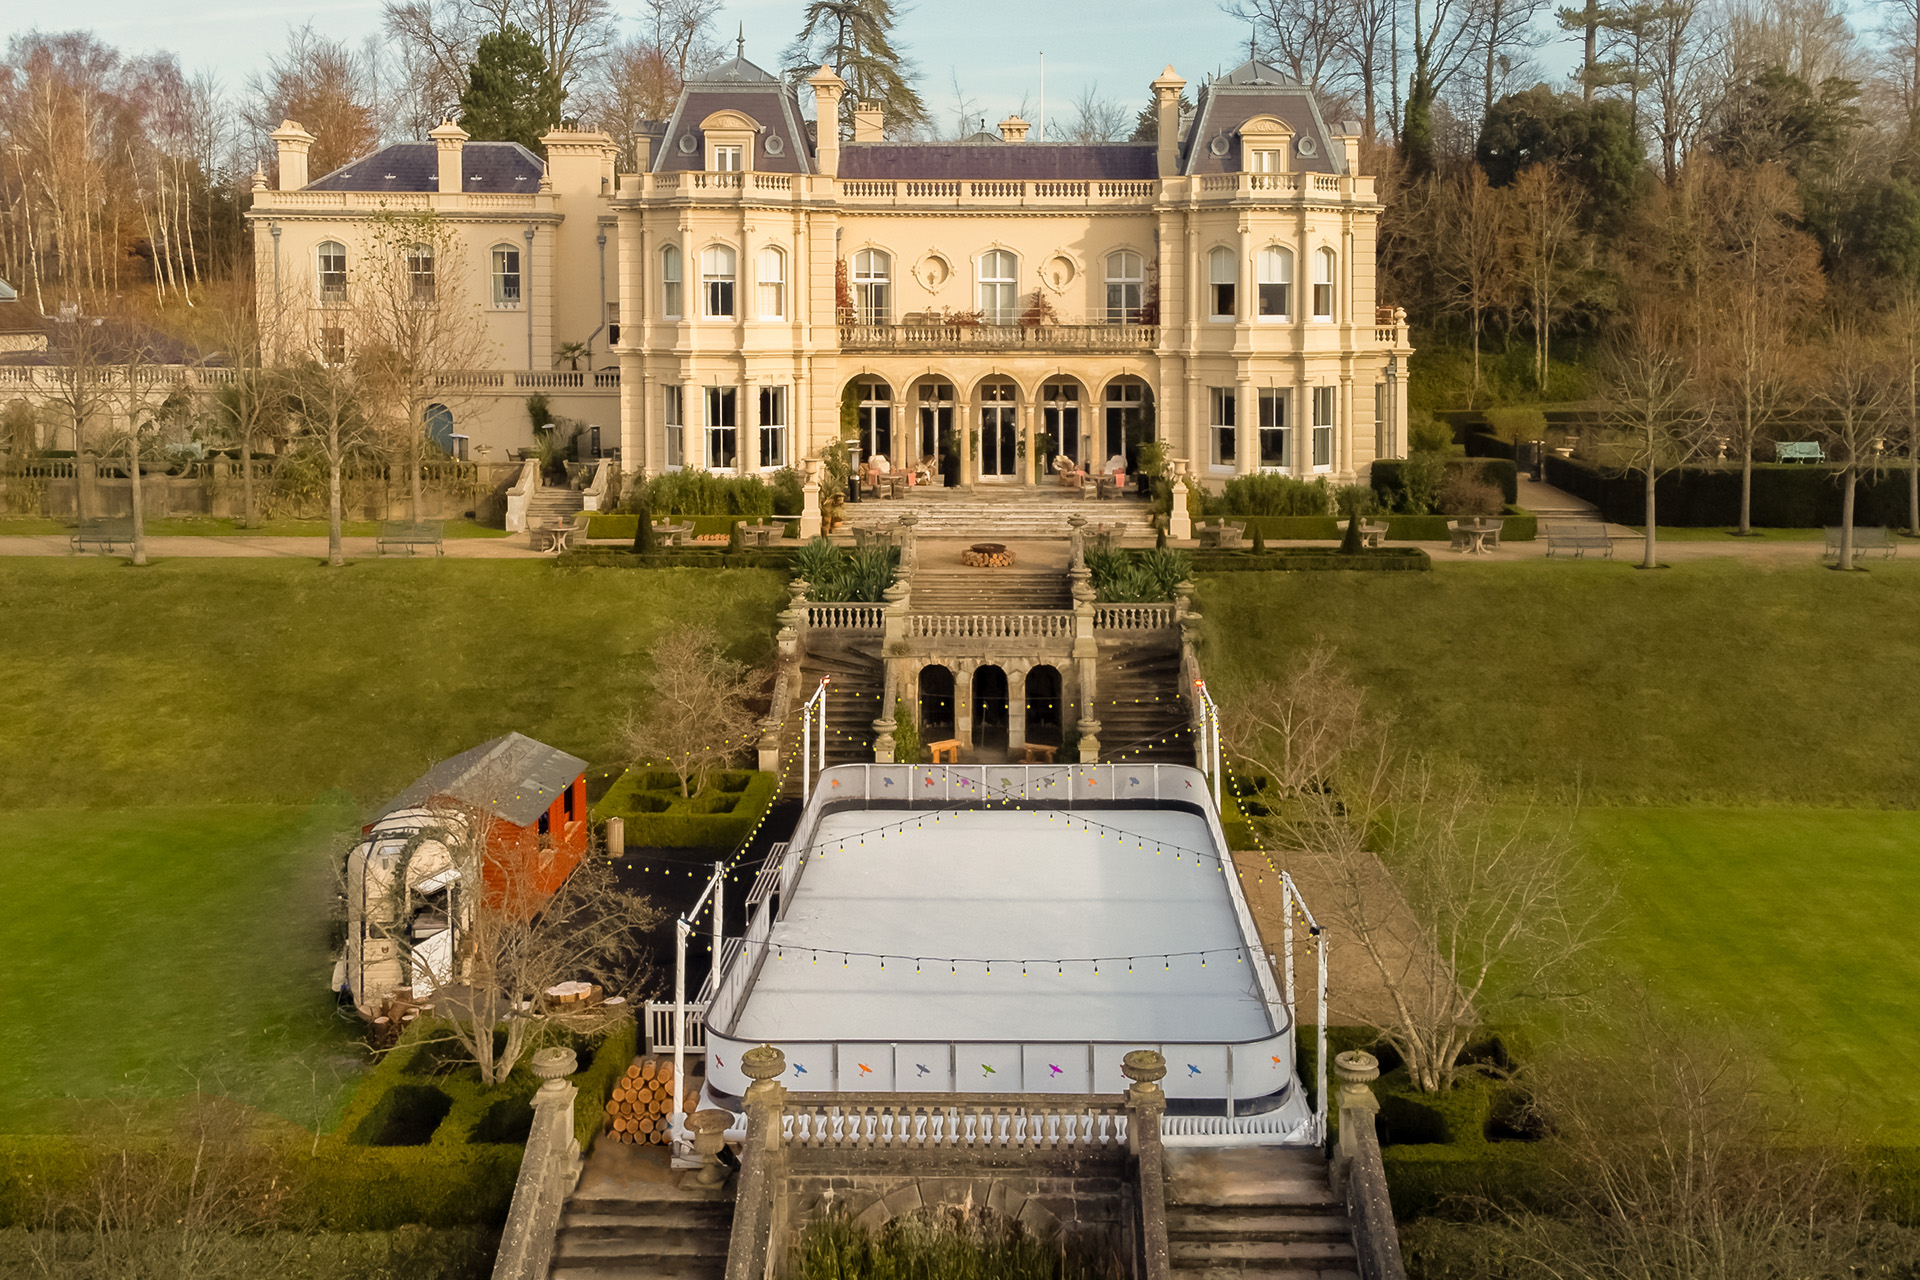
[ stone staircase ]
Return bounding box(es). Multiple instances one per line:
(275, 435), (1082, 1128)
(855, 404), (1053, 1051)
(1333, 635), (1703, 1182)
(548, 1162), (734, 1280)
(1164, 1146), (1361, 1280)
(784, 631), (885, 796)
(908, 569), (1072, 613)
(1095, 636), (1192, 763)
(846, 489), (1153, 540)
(527, 484), (586, 526)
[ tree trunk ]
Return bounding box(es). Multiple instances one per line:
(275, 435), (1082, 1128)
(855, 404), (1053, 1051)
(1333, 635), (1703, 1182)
(1839, 468), (1857, 569)
(409, 409), (424, 523)
(327, 454), (345, 567)
(1739, 445), (1753, 536)
(241, 436), (257, 527)
(129, 441), (148, 567)
(1641, 463), (1657, 569)
(1908, 450), (1918, 536)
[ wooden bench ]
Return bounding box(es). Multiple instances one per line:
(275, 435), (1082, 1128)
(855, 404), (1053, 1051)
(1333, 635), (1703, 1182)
(376, 520), (445, 556)
(1777, 442), (1825, 464)
(1019, 742), (1057, 764)
(1546, 522), (1613, 558)
(928, 738), (961, 764)
(1825, 525), (1898, 563)
(70, 517), (135, 554)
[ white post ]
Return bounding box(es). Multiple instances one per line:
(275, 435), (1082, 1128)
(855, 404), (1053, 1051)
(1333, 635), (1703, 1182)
(818, 682), (828, 773)
(1315, 927), (1329, 1142)
(802, 705), (811, 803)
(712, 860), (724, 971)
(672, 916), (687, 1143)
(1282, 890), (1296, 1015)
(1211, 708), (1222, 810)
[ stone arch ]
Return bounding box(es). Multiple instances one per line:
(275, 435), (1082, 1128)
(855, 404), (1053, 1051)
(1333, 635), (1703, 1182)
(1097, 375), (1156, 473)
(916, 662), (956, 738)
(972, 664), (1010, 750)
(1024, 664), (1063, 746)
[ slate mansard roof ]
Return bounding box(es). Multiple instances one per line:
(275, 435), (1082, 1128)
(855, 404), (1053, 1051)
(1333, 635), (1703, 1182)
(377, 732), (587, 828)
(305, 141), (546, 193)
(641, 52), (1349, 183)
(652, 53), (815, 176)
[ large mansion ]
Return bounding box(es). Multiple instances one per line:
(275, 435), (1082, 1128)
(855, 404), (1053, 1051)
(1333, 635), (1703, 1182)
(247, 50), (1412, 487)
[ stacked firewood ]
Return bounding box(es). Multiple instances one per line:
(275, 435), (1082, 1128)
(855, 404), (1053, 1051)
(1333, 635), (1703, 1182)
(604, 1057), (681, 1144)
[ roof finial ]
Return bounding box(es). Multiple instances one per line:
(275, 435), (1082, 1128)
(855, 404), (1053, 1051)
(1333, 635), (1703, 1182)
(1249, 28), (1258, 63)
(737, 22), (745, 60)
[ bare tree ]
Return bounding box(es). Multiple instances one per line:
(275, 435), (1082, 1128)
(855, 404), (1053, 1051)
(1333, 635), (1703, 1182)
(381, 0), (481, 137)
(1887, 286), (1920, 536)
(244, 25), (378, 180)
(1402, 0), (1492, 171)
(1510, 163), (1586, 392)
(1809, 315), (1896, 571)
(42, 313), (116, 461)
(1504, 1007), (1890, 1280)
(1062, 83), (1132, 145)
(467, 0), (616, 93)
(280, 314), (379, 567)
(351, 210), (494, 521)
(618, 625), (762, 799)
(1337, 0), (1397, 137)
(1702, 160), (1822, 535)
(1225, 646), (1606, 1095)
(203, 283), (282, 528)
(1601, 295), (1710, 568)
(1478, 0), (1551, 119)
(1433, 166), (1512, 405)
(1230, 0), (1356, 96)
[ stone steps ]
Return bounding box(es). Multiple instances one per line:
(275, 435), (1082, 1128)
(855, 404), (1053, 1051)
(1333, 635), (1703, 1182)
(1164, 1146), (1360, 1280)
(786, 636), (886, 792)
(1095, 640), (1189, 762)
(547, 1183), (734, 1280)
(847, 494), (1151, 540)
(908, 571), (1072, 612)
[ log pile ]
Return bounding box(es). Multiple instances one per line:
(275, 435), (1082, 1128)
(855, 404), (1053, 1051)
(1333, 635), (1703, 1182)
(603, 1056), (683, 1144)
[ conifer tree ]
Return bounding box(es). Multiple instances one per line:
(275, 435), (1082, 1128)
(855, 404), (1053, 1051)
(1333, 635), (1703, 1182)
(784, 0), (927, 137)
(459, 24), (566, 154)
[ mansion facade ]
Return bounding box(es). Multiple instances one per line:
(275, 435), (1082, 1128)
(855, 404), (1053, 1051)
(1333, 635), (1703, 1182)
(248, 51), (1411, 488)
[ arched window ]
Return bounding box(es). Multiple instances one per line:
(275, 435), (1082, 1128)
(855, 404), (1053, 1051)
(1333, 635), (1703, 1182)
(1257, 246), (1293, 320)
(660, 244), (682, 317)
(701, 245), (736, 318)
(857, 378), (892, 461)
(406, 243), (435, 303)
(1313, 247), (1336, 320)
(1105, 251), (1144, 324)
(979, 249), (1017, 325)
(757, 246), (786, 319)
(853, 249), (891, 324)
(317, 241), (347, 302)
(491, 245), (521, 308)
(1208, 247), (1236, 319)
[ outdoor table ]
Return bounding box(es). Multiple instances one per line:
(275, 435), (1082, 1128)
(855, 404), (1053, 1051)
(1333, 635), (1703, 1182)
(1195, 523), (1222, 549)
(655, 521), (694, 546)
(742, 523), (779, 547)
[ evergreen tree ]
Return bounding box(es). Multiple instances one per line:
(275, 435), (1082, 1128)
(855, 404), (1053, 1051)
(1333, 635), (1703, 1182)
(783, 0), (927, 138)
(459, 24), (566, 154)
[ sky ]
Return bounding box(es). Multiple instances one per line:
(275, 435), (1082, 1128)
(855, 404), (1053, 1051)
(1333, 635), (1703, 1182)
(10, 0), (1337, 131)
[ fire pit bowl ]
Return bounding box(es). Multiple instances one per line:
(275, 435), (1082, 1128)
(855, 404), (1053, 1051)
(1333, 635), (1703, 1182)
(962, 543), (1015, 568)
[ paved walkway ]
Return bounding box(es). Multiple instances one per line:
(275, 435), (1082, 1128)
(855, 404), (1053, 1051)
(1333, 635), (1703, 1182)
(0, 534), (550, 559)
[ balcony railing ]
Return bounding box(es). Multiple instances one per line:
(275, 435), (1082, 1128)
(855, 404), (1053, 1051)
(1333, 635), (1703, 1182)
(839, 322), (1159, 352)
(619, 171), (1375, 207)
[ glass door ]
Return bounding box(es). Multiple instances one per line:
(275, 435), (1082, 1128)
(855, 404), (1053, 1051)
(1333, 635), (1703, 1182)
(918, 382), (957, 485)
(979, 382), (1017, 479)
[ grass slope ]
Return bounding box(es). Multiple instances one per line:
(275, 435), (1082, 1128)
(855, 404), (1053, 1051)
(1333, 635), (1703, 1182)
(0, 804), (362, 1132)
(0, 559), (786, 809)
(1586, 807), (1920, 1133)
(1200, 559), (1920, 806)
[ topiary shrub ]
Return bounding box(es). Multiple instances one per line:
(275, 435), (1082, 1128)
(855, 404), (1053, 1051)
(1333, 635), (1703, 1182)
(891, 697), (920, 763)
(1438, 473), (1505, 516)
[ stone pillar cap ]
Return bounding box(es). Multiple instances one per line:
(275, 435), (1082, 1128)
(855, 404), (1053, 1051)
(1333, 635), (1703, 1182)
(1334, 1050), (1380, 1086)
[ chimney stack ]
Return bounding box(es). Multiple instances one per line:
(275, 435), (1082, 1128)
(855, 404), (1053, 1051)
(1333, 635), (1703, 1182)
(852, 100), (885, 142)
(808, 66), (846, 176)
(430, 118), (469, 195)
(998, 115), (1030, 142)
(271, 120), (315, 191)
(1150, 67), (1186, 179)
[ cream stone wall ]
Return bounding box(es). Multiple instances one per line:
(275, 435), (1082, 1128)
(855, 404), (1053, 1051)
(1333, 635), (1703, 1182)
(611, 171), (1411, 491)
(245, 126), (624, 459)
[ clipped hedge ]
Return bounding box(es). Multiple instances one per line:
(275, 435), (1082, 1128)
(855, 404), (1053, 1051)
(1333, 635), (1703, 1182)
(553, 547), (800, 571)
(1190, 547), (1432, 572)
(1371, 458), (1520, 507)
(1544, 454), (1919, 528)
(586, 514), (800, 541)
(1230, 511), (1536, 542)
(593, 768), (778, 851)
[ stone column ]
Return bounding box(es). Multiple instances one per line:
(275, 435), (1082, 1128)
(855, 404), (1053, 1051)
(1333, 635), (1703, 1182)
(211, 457), (233, 518)
(799, 458), (822, 538)
(1332, 1049), (1381, 1192)
(955, 663), (975, 749)
(1338, 373), (1354, 480)
(1236, 379), (1256, 475)
(1024, 384), (1042, 487)
(1121, 1049), (1173, 1280)
(1008, 665), (1028, 751)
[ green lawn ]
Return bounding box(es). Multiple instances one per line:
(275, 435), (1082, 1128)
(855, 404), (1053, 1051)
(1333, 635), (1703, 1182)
(1584, 807), (1920, 1135)
(0, 558), (785, 1132)
(0, 559), (786, 809)
(0, 804), (362, 1133)
(1201, 558), (1920, 806)
(0, 516), (509, 538)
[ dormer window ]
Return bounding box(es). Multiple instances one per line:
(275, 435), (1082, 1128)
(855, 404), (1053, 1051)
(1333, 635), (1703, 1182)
(1250, 150), (1283, 173)
(713, 145), (743, 172)
(700, 109), (761, 174)
(1238, 115), (1293, 175)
